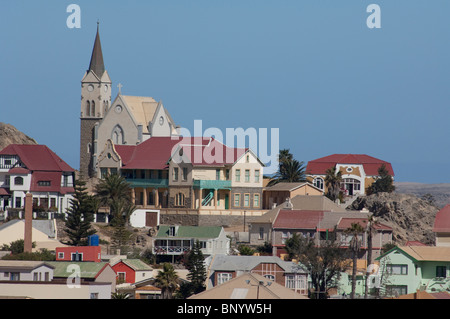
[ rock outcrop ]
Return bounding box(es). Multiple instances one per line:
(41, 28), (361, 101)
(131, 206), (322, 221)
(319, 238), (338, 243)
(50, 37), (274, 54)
(0, 122), (37, 150)
(348, 192), (439, 245)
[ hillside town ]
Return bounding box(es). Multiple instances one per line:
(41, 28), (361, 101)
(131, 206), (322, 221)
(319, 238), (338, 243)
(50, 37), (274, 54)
(0, 26), (449, 301)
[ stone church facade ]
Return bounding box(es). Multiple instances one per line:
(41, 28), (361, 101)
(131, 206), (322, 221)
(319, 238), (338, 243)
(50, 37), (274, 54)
(79, 25), (179, 179)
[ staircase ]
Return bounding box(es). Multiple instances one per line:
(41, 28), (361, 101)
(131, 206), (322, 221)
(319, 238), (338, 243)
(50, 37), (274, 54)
(202, 191), (214, 206)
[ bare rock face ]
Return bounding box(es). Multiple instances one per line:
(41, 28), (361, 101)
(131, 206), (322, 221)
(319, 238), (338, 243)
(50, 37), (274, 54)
(0, 123), (37, 150)
(348, 192), (439, 245)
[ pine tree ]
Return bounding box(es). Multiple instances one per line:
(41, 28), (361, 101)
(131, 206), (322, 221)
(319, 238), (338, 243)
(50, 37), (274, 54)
(185, 240), (207, 295)
(64, 180), (97, 246)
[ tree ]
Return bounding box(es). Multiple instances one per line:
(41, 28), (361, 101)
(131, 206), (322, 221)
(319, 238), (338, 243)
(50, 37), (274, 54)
(285, 233), (349, 299)
(364, 215), (379, 299)
(154, 263), (180, 299)
(184, 240), (207, 297)
(367, 164), (395, 195)
(95, 174), (134, 226)
(268, 149), (306, 186)
(345, 222), (365, 299)
(238, 244), (255, 256)
(64, 180), (97, 246)
(324, 167), (342, 202)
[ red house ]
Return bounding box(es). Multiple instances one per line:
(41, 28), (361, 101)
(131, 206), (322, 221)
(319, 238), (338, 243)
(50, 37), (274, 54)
(56, 246), (101, 262)
(111, 259), (153, 284)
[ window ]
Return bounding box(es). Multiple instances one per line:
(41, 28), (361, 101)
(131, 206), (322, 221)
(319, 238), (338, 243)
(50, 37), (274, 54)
(33, 273), (38, 281)
(436, 266), (447, 278)
(264, 274), (275, 281)
(386, 285), (407, 297)
(234, 194), (240, 207)
(217, 272), (233, 285)
(37, 181), (51, 187)
(286, 275), (306, 290)
(15, 197), (22, 208)
(225, 169), (230, 180)
(175, 193), (185, 206)
(45, 272), (49, 281)
(169, 226), (176, 237)
(245, 170), (250, 182)
(254, 194), (260, 208)
(90, 293), (99, 299)
(182, 167), (188, 181)
(313, 177), (324, 190)
(173, 167), (179, 181)
(255, 170), (260, 183)
(282, 231), (291, 244)
(10, 272), (20, 281)
(244, 194), (250, 207)
(58, 252), (64, 259)
(235, 169), (240, 182)
(71, 252), (83, 262)
(246, 155), (250, 163)
(14, 176), (23, 185)
(386, 264), (408, 275)
(86, 101), (90, 116)
(216, 169), (220, 180)
(259, 227), (264, 240)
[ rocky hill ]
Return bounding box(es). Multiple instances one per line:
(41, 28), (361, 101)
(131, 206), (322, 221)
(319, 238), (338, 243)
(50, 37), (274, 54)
(395, 182), (450, 209)
(348, 192), (439, 246)
(0, 122), (37, 150)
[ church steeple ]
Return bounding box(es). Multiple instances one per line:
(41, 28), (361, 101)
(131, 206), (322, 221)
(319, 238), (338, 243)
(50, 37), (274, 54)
(88, 22), (105, 78)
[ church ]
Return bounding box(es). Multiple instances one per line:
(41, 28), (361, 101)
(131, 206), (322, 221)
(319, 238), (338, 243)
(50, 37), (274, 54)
(79, 24), (179, 179)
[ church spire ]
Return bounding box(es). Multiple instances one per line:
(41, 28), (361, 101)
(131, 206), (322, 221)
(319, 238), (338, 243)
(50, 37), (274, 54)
(88, 22), (105, 78)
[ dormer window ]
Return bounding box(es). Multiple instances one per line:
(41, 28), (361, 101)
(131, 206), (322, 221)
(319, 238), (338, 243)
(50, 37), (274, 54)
(14, 177), (24, 185)
(169, 226), (177, 237)
(38, 181), (51, 187)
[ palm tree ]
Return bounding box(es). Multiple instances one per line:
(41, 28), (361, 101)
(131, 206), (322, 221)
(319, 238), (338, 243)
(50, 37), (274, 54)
(345, 222), (365, 299)
(95, 174), (134, 226)
(154, 263), (180, 299)
(268, 149), (306, 186)
(364, 214), (379, 299)
(324, 167), (342, 202)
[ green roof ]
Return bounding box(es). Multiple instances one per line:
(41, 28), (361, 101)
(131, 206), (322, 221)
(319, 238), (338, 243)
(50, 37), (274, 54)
(155, 225), (223, 239)
(120, 259), (152, 271)
(47, 261), (109, 279)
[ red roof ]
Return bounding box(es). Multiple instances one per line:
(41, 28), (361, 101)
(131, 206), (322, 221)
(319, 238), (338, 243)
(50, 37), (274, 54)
(0, 144), (74, 172)
(114, 137), (248, 170)
(433, 204), (450, 232)
(29, 171), (74, 194)
(273, 210), (325, 230)
(0, 188), (10, 196)
(336, 217), (392, 231)
(306, 154), (394, 176)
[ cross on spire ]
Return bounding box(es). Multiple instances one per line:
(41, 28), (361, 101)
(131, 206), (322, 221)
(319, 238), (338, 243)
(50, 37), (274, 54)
(118, 83), (123, 94)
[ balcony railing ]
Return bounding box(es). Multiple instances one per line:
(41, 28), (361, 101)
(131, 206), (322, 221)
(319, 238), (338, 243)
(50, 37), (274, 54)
(126, 178), (169, 188)
(193, 179), (231, 190)
(154, 245), (191, 255)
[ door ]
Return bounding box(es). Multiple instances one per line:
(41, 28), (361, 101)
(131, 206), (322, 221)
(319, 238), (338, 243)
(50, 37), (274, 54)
(225, 194), (229, 209)
(145, 211), (158, 227)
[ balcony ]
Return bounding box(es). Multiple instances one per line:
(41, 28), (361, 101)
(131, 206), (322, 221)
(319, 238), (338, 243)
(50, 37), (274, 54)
(193, 179), (231, 190)
(125, 178), (169, 188)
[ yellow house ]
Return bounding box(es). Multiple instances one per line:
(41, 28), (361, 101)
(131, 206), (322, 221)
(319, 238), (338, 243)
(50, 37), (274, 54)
(262, 182), (323, 209)
(306, 154), (394, 196)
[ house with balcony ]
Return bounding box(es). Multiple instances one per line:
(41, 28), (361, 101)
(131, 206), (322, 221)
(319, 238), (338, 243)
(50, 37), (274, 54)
(152, 225), (230, 259)
(0, 144), (75, 216)
(95, 136), (265, 227)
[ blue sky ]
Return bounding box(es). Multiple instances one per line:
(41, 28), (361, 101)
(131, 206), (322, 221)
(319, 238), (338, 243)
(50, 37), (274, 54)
(1, 1), (449, 183)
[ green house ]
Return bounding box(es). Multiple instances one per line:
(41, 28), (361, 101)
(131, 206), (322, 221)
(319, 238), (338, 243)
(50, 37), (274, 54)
(376, 246), (450, 297)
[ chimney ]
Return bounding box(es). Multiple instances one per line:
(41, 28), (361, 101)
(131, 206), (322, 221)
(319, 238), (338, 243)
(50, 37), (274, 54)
(24, 193), (33, 253)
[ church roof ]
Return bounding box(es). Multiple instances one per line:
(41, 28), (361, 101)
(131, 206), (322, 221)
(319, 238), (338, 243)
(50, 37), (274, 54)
(306, 154), (394, 176)
(88, 23), (105, 79)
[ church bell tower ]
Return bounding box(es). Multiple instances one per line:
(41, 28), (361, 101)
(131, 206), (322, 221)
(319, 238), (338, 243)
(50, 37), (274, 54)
(79, 23), (112, 179)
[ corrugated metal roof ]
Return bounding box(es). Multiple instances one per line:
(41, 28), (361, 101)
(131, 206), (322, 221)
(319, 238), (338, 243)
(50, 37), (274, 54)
(48, 261), (109, 278)
(155, 225), (223, 239)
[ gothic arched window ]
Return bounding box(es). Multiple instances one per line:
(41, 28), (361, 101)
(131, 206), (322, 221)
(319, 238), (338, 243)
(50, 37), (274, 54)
(112, 125), (124, 144)
(91, 101), (96, 117)
(86, 101), (91, 117)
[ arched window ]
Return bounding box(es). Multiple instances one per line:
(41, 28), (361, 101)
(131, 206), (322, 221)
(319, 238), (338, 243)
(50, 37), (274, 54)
(112, 125), (124, 144)
(86, 101), (91, 117)
(91, 101), (96, 117)
(14, 176), (24, 186)
(313, 177), (324, 190)
(175, 193), (185, 207)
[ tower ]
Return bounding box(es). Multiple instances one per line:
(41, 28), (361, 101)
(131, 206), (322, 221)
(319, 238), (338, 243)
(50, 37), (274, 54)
(79, 23), (112, 178)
